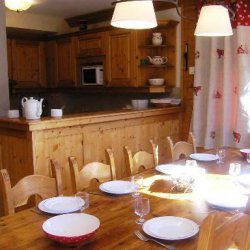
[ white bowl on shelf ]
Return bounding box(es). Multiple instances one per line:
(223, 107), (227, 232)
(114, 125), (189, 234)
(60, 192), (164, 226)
(131, 99), (149, 109)
(148, 78), (165, 86)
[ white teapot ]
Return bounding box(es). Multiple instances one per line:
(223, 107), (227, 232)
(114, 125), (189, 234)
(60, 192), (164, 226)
(21, 97), (44, 120)
(147, 56), (168, 65)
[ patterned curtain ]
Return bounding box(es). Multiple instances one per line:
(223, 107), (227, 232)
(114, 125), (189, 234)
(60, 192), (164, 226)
(192, 0), (250, 149)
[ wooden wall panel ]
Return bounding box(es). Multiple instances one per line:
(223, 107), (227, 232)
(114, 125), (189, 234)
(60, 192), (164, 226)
(181, 0), (197, 140)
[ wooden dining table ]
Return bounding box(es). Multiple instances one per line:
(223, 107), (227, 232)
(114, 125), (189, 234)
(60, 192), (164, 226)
(0, 148), (249, 250)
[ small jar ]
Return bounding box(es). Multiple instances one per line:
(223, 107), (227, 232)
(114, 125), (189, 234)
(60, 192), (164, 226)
(152, 33), (163, 46)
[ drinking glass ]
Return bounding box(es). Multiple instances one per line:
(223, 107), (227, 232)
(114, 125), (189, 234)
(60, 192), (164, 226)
(131, 175), (144, 198)
(75, 191), (89, 212)
(229, 163), (241, 176)
(134, 197), (150, 224)
(185, 160), (198, 168)
(217, 148), (226, 164)
(247, 153), (250, 164)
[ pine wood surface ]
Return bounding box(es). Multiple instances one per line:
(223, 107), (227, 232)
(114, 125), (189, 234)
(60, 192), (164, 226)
(0, 148), (249, 250)
(0, 108), (183, 215)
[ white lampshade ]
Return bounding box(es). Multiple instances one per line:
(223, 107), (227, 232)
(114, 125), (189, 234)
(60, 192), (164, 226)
(111, 0), (157, 29)
(5, 0), (33, 12)
(194, 5), (233, 36)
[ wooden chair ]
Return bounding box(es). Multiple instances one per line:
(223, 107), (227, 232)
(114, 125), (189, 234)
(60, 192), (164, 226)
(124, 139), (158, 176)
(167, 132), (196, 161)
(69, 148), (116, 193)
(197, 211), (250, 250)
(0, 159), (63, 216)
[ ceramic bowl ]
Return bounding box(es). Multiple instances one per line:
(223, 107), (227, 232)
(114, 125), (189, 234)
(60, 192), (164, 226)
(131, 99), (148, 109)
(51, 109), (63, 118)
(148, 78), (165, 86)
(240, 149), (250, 159)
(42, 213), (100, 245)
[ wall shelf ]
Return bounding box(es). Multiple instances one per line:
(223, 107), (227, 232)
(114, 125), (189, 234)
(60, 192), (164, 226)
(139, 64), (174, 68)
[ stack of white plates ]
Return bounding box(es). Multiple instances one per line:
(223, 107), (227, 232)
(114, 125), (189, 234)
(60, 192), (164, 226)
(38, 196), (84, 214)
(143, 216), (199, 240)
(99, 180), (135, 195)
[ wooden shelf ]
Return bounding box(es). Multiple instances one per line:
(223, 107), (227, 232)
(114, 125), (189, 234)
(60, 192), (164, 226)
(139, 64), (174, 68)
(139, 44), (174, 49)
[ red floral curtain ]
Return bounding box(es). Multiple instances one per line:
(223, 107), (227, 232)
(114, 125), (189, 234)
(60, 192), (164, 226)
(192, 0), (250, 148)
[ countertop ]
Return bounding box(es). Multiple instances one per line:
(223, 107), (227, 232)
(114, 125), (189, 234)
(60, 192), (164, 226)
(0, 106), (183, 132)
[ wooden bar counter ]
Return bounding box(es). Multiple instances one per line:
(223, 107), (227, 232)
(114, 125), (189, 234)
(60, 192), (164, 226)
(0, 107), (183, 201)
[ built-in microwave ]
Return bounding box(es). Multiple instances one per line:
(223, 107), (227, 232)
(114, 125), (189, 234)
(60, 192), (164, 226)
(81, 65), (103, 85)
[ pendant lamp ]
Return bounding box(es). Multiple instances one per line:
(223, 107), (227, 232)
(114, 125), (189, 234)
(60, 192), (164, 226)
(194, 5), (233, 36)
(5, 0), (33, 12)
(111, 0), (157, 29)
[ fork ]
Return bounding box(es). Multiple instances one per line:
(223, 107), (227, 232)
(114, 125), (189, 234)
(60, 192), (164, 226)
(134, 230), (177, 250)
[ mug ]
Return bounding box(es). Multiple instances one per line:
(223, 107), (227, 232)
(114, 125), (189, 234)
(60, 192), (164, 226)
(51, 109), (63, 118)
(8, 110), (20, 119)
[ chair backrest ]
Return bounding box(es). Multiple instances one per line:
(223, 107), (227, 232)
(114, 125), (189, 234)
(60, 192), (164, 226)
(167, 132), (196, 161)
(69, 148), (115, 193)
(124, 140), (158, 176)
(0, 160), (63, 216)
(197, 211), (250, 250)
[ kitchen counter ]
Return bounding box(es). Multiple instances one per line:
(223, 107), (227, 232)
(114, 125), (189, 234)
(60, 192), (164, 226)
(0, 106), (183, 131)
(0, 106), (183, 215)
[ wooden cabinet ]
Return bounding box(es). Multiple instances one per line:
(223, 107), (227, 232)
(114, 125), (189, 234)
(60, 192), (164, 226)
(76, 32), (106, 57)
(106, 29), (138, 87)
(10, 39), (46, 88)
(7, 39), (13, 80)
(54, 37), (77, 87)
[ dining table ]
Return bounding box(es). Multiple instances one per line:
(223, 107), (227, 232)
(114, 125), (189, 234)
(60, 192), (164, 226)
(0, 148), (249, 250)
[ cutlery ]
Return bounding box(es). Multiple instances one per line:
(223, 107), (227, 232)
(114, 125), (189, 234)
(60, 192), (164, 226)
(134, 230), (177, 250)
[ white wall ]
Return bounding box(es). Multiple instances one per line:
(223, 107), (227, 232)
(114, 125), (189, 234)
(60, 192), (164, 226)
(0, 1), (9, 116)
(6, 10), (71, 34)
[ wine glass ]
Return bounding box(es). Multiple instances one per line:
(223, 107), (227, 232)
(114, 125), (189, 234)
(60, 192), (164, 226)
(185, 160), (198, 168)
(217, 148), (226, 164)
(247, 153), (250, 164)
(229, 163), (241, 176)
(75, 192), (89, 212)
(134, 197), (150, 224)
(131, 175), (144, 198)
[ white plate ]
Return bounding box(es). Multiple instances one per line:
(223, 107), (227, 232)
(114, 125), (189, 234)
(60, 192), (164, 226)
(143, 216), (199, 240)
(99, 180), (135, 194)
(190, 153), (219, 161)
(156, 164), (206, 176)
(236, 174), (250, 188)
(155, 164), (185, 175)
(205, 192), (248, 210)
(38, 197), (84, 214)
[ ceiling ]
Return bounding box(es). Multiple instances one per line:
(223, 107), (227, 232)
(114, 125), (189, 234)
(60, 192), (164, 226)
(26, 0), (114, 18)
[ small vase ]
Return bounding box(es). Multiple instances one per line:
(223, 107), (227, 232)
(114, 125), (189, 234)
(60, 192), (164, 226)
(152, 33), (163, 46)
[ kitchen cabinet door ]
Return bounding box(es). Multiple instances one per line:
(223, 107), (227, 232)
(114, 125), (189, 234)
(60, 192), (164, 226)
(7, 39), (13, 80)
(54, 37), (77, 87)
(77, 32), (106, 57)
(106, 29), (137, 87)
(11, 39), (46, 88)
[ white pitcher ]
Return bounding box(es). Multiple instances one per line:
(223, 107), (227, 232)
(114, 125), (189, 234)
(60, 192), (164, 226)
(21, 97), (44, 120)
(152, 33), (163, 46)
